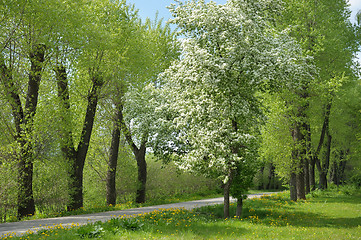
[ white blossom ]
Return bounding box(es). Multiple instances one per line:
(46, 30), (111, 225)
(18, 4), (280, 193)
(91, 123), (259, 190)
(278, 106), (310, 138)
(161, 0), (312, 180)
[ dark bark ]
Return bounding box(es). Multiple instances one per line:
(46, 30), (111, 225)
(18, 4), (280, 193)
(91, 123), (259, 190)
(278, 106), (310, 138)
(304, 123), (311, 194)
(55, 65), (104, 211)
(266, 163), (275, 190)
(330, 160), (338, 186)
(296, 166), (306, 200)
(304, 157), (310, 194)
(18, 45), (45, 218)
(309, 157), (316, 191)
(223, 177), (231, 219)
(319, 130), (331, 189)
(257, 165), (265, 190)
(71, 73), (103, 210)
(290, 172), (297, 201)
(339, 158), (347, 184)
(314, 101), (332, 190)
(0, 44), (45, 218)
(291, 119), (306, 200)
(331, 150), (348, 186)
(135, 144), (147, 203)
(118, 98), (148, 204)
(106, 109), (122, 206)
(236, 198), (243, 219)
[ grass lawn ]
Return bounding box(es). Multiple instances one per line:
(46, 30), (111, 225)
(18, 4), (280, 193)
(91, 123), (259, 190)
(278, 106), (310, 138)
(2, 188), (360, 240)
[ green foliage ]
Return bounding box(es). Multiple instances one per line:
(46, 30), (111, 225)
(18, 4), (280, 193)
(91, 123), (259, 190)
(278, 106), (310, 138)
(76, 222), (105, 239)
(119, 218), (144, 231)
(349, 171), (361, 188)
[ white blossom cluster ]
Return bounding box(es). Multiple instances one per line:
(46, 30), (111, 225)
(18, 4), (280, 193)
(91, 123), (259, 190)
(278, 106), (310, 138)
(161, 0), (312, 180)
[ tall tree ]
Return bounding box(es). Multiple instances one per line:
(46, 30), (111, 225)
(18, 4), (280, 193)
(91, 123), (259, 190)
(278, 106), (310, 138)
(272, 0), (359, 196)
(54, 0), (134, 210)
(110, 17), (178, 204)
(0, 0), (68, 218)
(162, 0), (311, 218)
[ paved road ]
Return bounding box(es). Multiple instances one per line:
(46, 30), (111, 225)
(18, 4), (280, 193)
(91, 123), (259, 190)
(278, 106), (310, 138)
(0, 193), (274, 238)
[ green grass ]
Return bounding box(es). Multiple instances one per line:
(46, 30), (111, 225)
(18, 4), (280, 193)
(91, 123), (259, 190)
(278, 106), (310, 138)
(2, 188), (360, 240)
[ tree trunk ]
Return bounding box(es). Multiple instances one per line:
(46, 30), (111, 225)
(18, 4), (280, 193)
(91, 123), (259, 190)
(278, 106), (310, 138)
(117, 96), (149, 204)
(319, 172), (328, 190)
(266, 163), (275, 190)
(17, 148), (35, 218)
(0, 44), (45, 218)
(304, 123), (311, 194)
(70, 73), (103, 210)
(55, 65), (103, 211)
(314, 100), (332, 190)
(135, 144), (147, 204)
(106, 108), (122, 206)
(296, 166), (306, 200)
(319, 130), (331, 190)
(304, 157), (310, 194)
(310, 157), (316, 190)
(67, 160), (84, 210)
(330, 160), (338, 186)
(236, 198), (243, 219)
(257, 165), (265, 190)
(223, 177), (231, 219)
(290, 172), (297, 201)
(339, 156), (347, 184)
(291, 117), (306, 200)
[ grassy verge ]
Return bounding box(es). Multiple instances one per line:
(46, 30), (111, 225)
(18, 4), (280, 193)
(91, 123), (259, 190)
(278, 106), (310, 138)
(2, 187), (360, 240)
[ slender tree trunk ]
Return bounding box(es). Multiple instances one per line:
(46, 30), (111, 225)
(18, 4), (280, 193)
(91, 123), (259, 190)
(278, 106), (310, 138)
(330, 161), (338, 186)
(304, 157), (310, 194)
(266, 163), (274, 190)
(106, 109), (122, 206)
(309, 157), (316, 191)
(223, 177), (231, 219)
(117, 96), (149, 204)
(339, 156), (347, 184)
(258, 165), (265, 190)
(135, 144), (147, 203)
(70, 73), (103, 210)
(236, 198), (243, 219)
(290, 172), (297, 201)
(314, 100), (332, 190)
(304, 123), (311, 194)
(55, 65), (104, 211)
(291, 118), (306, 200)
(319, 131), (331, 189)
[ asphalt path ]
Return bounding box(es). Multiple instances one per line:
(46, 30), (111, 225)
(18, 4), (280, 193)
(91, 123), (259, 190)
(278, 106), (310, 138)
(0, 192), (275, 238)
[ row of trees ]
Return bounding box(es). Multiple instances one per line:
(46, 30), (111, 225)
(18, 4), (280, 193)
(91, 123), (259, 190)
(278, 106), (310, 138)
(0, 0), (360, 220)
(260, 0), (361, 201)
(0, 0), (178, 219)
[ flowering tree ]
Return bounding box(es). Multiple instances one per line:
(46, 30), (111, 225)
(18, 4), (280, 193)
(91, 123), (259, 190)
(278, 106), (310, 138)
(162, 0), (311, 218)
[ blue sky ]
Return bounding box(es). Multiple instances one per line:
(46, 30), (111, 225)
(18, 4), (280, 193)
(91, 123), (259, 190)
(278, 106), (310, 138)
(128, 0), (360, 24)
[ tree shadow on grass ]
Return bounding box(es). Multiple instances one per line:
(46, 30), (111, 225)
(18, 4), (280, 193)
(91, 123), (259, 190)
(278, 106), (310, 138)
(310, 194), (361, 205)
(252, 208), (361, 229)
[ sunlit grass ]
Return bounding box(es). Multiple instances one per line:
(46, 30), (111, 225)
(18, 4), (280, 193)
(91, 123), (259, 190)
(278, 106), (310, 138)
(2, 188), (360, 240)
